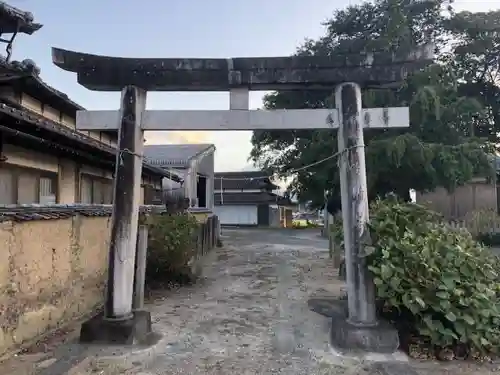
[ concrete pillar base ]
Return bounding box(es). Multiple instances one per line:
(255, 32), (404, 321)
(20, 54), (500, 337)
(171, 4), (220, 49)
(327, 299), (399, 354)
(79, 310), (153, 345)
(330, 316), (400, 354)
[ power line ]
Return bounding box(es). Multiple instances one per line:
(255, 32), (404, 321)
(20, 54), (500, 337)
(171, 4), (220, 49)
(214, 145), (362, 181)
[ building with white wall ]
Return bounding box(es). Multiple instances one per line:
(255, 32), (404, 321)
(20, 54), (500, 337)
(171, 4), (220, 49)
(144, 144), (216, 210)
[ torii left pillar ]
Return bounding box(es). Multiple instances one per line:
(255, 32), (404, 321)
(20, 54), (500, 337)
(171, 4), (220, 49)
(79, 86), (153, 344)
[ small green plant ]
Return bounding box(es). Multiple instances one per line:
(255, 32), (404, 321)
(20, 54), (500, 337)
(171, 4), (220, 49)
(144, 213), (199, 287)
(330, 216), (344, 247)
(292, 219), (320, 229)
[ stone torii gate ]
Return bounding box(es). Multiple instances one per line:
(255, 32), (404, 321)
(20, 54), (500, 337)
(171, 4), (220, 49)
(52, 46), (431, 352)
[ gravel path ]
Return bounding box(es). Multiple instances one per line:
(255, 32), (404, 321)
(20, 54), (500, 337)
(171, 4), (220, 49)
(120, 228), (500, 375)
(3, 228), (497, 375)
(135, 228), (355, 374)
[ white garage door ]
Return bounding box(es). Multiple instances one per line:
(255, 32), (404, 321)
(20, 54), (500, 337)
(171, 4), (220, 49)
(214, 205), (258, 226)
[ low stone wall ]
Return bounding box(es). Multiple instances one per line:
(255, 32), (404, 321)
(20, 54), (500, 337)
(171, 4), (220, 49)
(0, 214), (110, 357)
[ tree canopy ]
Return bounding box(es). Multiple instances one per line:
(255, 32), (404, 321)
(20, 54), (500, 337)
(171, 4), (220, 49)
(250, 0), (499, 209)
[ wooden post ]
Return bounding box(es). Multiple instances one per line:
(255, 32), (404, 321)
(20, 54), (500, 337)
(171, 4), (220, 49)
(210, 216), (215, 249)
(105, 86), (146, 321)
(133, 225), (148, 311)
(198, 224), (203, 256)
(204, 222), (209, 254)
(216, 216), (223, 247)
(336, 82), (377, 326)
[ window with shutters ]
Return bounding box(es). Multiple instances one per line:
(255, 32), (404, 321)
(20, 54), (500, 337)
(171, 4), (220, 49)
(0, 168), (14, 204)
(39, 175), (56, 204)
(17, 172), (37, 204)
(0, 165), (57, 204)
(80, 173), (113, 204)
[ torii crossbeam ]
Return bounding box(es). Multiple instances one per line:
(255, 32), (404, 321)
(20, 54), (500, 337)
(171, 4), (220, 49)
(76, 107), (409, 131)
(52, 46), (432, 352)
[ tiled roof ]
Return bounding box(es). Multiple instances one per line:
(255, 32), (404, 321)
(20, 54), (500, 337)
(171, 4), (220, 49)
(214, 171), (278, 190)
(0, 102), (176, 180)
(0, 2), (43, 34)
(214, 192), (278, 206)
(0, 204), (214, 222)
(0, 204), (167, 223)
(216, 170), (267, 179)
(144, 144), (215, 168)
(0, 58), (84, 114)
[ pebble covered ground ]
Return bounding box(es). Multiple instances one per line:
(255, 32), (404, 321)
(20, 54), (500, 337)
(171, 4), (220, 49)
(138, 228), (354, 374)
(130, 228), (500, 375)
(1, 228), (499, 375)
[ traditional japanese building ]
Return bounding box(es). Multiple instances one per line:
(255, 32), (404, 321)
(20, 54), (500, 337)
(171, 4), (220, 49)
(0, 2), (174, 205)
(144, 143), (216, 209)
(213, 170), (294, 226)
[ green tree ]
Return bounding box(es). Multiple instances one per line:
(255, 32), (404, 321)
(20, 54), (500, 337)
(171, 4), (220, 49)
(250, 0), (496, 209)
(445, 10), (500, 141)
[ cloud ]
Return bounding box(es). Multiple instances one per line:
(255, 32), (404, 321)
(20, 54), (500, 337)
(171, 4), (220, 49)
(144, 131), (209, 144)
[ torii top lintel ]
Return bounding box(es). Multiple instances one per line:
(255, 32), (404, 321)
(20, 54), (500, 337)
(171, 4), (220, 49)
(52, 45), (433, 92)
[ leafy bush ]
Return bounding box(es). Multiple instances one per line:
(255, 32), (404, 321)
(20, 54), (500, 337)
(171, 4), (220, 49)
(336, 197), (500, 356)
(330, 216), (344, 248)
(292, 220), (321, 229)
(144, 213), (199, 287)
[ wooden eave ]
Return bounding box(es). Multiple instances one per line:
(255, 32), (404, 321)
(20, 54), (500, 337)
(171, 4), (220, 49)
(0, 102), (173, 181)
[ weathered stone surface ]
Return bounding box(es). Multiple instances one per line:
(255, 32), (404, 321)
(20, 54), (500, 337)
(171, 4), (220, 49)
(308, 297), (347, 317)
(104, 85), (145, 320)
(79, 310), (153, 345)
(51, 47), (433, 91)
(310, 297), (400, 355)
(330, 301), (400, 355)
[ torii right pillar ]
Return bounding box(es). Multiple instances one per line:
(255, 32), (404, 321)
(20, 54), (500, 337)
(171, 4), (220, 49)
(331, 82), (399, 354)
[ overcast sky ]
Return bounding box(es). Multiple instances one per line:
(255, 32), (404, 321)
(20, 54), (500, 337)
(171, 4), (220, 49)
(9, 0), (498, 171)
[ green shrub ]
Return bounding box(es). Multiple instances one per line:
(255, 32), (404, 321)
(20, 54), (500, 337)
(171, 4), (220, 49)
(144, 213), (199, 287)
(336, 197), (500, 355)
(330, 217), (344, 247)
(292, 220), (320, 229)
